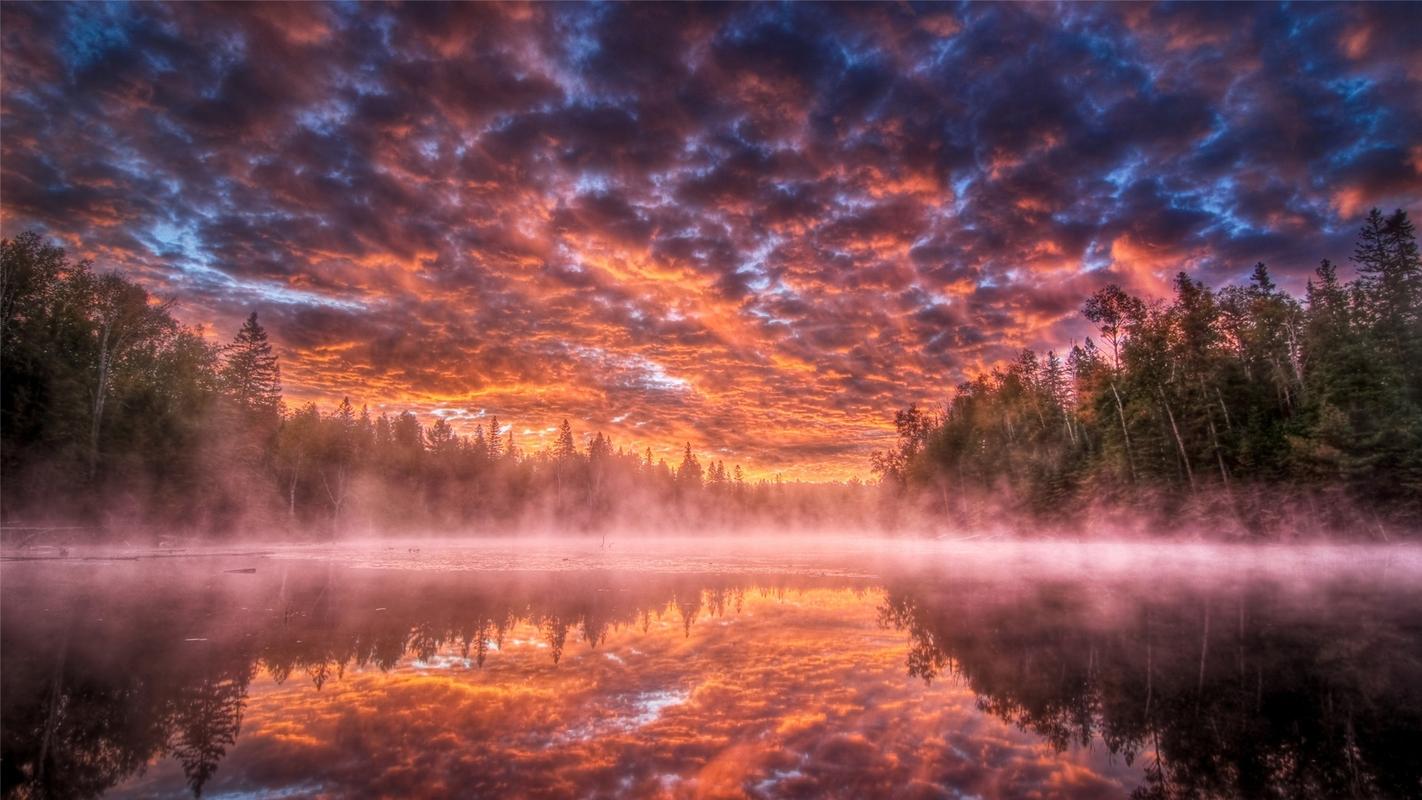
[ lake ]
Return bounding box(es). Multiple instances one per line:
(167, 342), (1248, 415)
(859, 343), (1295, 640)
(3, 538), (1420, 799)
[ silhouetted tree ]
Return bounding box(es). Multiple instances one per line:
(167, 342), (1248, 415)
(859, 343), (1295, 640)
(677, 443), (702, 490)
(220, 313), (281, 420)
(555, 419), (577, 460)
(881, 209), (1422, 533)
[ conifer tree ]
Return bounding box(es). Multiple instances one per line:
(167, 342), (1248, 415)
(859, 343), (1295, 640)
(486, 415), (502, 459)
(1353, 209), (1422, 403)
(677, 443), (702, 488)
(221, 312), (282, 418)
(555, 419), (577, 459)
(473, 424), (487, 459)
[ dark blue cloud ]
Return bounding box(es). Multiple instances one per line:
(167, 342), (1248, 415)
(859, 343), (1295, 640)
(1, 1), (1418, 478)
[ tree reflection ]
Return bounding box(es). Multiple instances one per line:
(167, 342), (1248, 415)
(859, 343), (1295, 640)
(3, 562), (1420, 799)
(0, 607), (255, 799)
(878, 575), (1422, 799)
(167, 671), (250, 796)
(0, 565), (800, 799)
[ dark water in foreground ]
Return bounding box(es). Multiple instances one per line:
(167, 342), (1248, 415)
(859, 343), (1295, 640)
(2, 540), (1421, 799)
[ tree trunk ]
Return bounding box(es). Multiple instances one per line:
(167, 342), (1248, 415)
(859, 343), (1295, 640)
(1159, 386), (1196, 493)
(321, 465), (347, 522)
(1200, 380), (1231, 488)
(1285, 321), (1305, 403)
(1215, 386), (1234, 433)
(1110, 381), (1138, 484)
(288, 457), (301, 522)
(1207, 414), (1230, 487)
(88, 324), (112, 480)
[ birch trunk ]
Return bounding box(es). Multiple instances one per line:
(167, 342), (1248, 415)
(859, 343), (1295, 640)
(1159, 385), (1196, 493)
(1110, 380), (1137, 483)
(88, 323), (112, 480)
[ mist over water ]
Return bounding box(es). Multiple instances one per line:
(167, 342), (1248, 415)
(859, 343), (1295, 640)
(4, 537), (1420, 799)
(4, 0), (1422, 796)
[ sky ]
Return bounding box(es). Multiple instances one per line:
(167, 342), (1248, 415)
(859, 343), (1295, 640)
(2, 2), (1420, 481)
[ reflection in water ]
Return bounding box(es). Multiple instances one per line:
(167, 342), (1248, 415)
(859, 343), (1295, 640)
(880, 574), (1422, 799)
(1, 550), (1419, 799)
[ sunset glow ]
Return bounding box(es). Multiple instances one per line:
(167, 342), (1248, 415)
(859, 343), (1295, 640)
(111, 587), (1142, 799)
(7, 544), (1419, 799)
(4, 3), (1419, 479)
(4, 5), (1422, 798)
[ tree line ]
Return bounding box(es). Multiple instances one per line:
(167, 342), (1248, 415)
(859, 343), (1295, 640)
(5, 209), (1417, 539)
(0, 231), (872, 537)
(874, 208), (1422, 536)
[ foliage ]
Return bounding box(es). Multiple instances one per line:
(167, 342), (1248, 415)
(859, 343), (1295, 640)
(5, 209), (1418, 539)
(874, 209), (1422, 535)
(0, 236), (872, 535)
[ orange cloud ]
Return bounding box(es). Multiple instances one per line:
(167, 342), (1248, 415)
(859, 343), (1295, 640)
(4, 2), (1418, 481)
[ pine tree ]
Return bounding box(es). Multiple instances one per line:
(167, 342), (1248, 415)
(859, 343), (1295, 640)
(221, 312), (282, 418)
(588, 432), (611, 462)
(486, 415), (502, 459)
(427, 418), (457, 454)
(555, 419), (576, 459)
(1353, 209), (1421, 365)
(677, 442), (702, 488)
(473, 424), (488, 460)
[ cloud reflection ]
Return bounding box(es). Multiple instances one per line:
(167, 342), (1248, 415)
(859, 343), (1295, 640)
(122, 588), (1134, 800)
(4, 550), (1418, 799)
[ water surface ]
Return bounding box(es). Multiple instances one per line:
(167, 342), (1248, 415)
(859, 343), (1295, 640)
(3, 540), (1420, 799)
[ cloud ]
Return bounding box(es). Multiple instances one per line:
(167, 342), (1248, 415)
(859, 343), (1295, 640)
(3, 2), (1420, 479)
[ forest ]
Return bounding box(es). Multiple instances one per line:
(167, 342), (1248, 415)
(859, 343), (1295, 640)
(874, 208), (1422, 537)
(3, 208), (1419, 539)
(0, 233), (872, 536)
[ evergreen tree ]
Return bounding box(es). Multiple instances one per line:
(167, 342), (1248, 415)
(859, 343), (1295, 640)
(1353, 209), (1422, 403)
(1353, 210), (1421, 330)
(882, 213), (1422, 533)
(486, 415), (502, 458)
(677, 443), (702, 488)
(5, 222), (1421, 537)
(473, 424), (488, 460)
(427, 418), (457, 454)
(221, 313), (282, 418)
(555, 418), (577, 460)
(588, 432), (612, 462)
